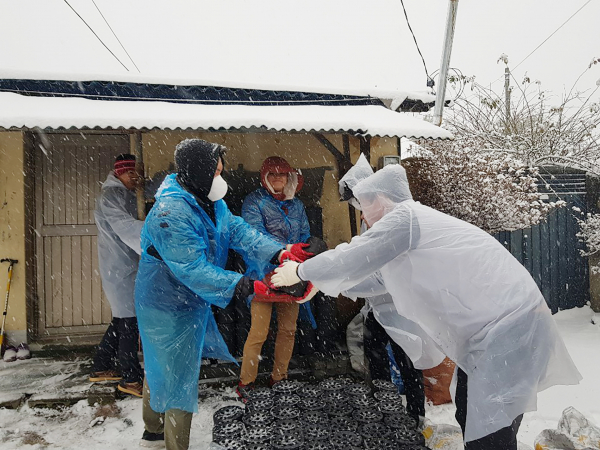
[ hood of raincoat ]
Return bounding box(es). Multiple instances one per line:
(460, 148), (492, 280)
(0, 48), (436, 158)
(260, 156), (303, 201)
(174, 138), (226, 202)
(338, 153), (374, 201)
(353, 164), (413, 226)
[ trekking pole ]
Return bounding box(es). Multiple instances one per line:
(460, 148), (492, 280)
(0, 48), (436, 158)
(0, 259), (18, 353)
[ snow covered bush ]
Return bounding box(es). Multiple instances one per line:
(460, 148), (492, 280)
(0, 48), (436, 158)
(403, 143), (563, 234)
(443, 59), (600, 170)
(576, 212), (600, 274)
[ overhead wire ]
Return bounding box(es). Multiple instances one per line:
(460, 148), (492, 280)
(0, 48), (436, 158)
(490, 0), (594, 86)
(430, 67), (467, 101)
(399, 0), (433, 87)
(91, 0), (140, 73)
(62, 0), (130, 72)
(512, 0), (593, 72)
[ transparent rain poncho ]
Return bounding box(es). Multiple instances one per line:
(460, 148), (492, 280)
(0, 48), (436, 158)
(338, 153), (374, 203)
(135, 175), (282, 413)
(300, 164), (581, 442)
(94, 172), (144, 318)
(339, 157), (444, 370)
(343, 270), (445, 370)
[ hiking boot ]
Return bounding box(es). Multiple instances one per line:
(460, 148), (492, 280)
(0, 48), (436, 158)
(89, 370), (122, 382)
(139, 430), (165, 448)
(2, 345), (17, 363)
(236, 382), (254, 402)
(16, 343), (31, 360)
(118, 380), (143, 398)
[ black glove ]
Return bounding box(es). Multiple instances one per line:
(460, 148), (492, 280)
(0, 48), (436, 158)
(233, 276), (255, 300)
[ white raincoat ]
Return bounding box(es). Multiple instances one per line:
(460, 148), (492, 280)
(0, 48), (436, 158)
(338, 155), (445, 370)
(300, 164), (581, 442)
(94, 172), (144, 318)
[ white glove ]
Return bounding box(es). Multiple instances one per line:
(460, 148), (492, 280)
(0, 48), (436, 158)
(271, 260), (301, 287)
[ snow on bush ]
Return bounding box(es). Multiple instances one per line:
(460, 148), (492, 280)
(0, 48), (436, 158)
(576, 212), (600, 274)
(404, 143), (563, 234)
(442, 58), (600, 173)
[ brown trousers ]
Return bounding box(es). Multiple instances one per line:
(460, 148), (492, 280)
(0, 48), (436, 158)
(240, 300), (299, 385)
(142, 379), (193, 450)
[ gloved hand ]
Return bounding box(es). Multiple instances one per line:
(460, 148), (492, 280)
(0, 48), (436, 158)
(278, 250), (303, 263)
(286, 243), (314, 262)
(234, 277), (273, 299)
(253, 280), (270, 296)
(271, 260), (301, 287)
(296, 282), (319, 304)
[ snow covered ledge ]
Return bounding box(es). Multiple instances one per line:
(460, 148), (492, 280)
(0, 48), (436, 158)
(0, 92), (453, 140)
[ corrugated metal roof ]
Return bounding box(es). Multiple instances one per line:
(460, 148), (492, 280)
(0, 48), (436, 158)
(0, 92), (453, 140)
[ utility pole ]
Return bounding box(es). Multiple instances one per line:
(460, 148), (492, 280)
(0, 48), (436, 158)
(504, 67), (511, 134)
(433, 0), (459, 127)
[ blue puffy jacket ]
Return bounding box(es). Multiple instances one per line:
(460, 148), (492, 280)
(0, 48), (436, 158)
(242, 187), (316, 327)
(135, 175), (282, 413)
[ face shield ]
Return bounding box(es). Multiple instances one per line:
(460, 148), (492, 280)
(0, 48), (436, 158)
(360, 194), (398, 227)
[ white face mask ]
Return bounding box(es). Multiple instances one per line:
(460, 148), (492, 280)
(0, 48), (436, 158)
(207, 175), (228, 201)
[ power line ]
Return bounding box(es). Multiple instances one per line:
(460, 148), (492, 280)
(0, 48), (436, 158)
(512, 0), (594, 72)
(490, 0), (594, 86)
(62, 0), (130, 72)
(91, 0), (140, 72)
(399, 0), (433, 87)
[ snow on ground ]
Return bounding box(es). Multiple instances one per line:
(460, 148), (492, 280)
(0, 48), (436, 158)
(0, 305), (599, 449)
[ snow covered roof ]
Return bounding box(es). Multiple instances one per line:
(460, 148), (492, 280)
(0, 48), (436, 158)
(0, 92), (453, 139)
(0, 0), (433, 101)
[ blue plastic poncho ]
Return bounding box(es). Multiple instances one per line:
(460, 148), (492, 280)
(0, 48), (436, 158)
(242, 187), (316, 327)
(135, 175), (282, 413)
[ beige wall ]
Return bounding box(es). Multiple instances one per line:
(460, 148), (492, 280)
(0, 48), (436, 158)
(0, 131), (27, 344)
(0, 129), (400, 344)
(142, 131), (398, 248)
(142, 131), (399, 324)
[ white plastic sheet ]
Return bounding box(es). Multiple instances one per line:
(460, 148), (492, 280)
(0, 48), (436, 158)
(299, 164), (582, 442)
(421, 418), (533, 450)
(535, 407), (600, 450)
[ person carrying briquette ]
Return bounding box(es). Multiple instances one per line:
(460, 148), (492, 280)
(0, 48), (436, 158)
(135, 139), (298, 450)
(236, 156), (316, 399)
(338, 155), (438, 422)
(89, 154), (144, 398)
(272, 163), (581, 450)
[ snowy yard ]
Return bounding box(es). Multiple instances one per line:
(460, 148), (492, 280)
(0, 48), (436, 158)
(0, 305), (599, 449)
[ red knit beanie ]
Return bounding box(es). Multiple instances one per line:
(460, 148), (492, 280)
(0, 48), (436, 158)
(114, 154), (136, 177)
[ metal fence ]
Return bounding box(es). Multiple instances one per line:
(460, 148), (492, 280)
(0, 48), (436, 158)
(495, 170), (590, 313)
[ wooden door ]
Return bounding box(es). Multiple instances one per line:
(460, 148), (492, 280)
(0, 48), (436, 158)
(35, 133), (130, 338)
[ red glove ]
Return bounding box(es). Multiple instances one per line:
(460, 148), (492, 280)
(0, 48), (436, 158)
(296, 282), (319, 304)
(287, 243), (314, 262)
(278, 250), (303, 263)
(253, 280), (270, 296)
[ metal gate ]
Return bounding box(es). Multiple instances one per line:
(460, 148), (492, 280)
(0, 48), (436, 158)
(34, 133), (130, 339)
(495, 171), (590, 313)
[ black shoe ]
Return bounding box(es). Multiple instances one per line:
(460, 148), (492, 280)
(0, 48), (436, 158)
(139, 430), (164, 448)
